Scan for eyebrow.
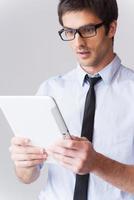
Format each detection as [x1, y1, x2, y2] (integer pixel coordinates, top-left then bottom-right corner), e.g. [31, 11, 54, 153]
[63, 23, 97, 30]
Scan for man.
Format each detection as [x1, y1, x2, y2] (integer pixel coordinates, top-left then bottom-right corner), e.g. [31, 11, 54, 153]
[9, 0, 134, 199]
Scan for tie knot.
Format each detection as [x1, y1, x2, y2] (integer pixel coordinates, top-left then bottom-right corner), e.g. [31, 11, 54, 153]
[85, 75, 102, 87]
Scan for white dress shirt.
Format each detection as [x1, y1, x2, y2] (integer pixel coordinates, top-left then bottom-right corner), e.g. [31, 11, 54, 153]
[37, 55, 134, 200]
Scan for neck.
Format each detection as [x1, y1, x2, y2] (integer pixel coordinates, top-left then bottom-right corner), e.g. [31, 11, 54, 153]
[81, 52, 116, 75]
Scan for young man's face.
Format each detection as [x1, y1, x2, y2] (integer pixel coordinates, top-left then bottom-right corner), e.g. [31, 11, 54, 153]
[61, 10, 117, 73]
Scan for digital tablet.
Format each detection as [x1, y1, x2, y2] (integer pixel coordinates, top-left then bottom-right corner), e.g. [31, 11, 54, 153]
[0, 96, 70, 148]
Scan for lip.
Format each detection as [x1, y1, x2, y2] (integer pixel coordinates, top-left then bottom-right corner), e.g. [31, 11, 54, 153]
[77, 51, 91, 59]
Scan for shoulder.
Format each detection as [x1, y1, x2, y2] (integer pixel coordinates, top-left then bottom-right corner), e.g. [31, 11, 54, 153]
[36, 68, 76, 96]
[116, 65, 134, 94]
[119, 65, 134, 81]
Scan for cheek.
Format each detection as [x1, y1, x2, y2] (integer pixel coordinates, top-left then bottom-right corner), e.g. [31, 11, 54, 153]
[92, 36, 110, 53]
[89, 29, 108, 51]
[68, 41, 75, 52]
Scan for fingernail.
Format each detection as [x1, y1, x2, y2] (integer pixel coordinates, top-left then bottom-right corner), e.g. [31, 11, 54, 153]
[24, 139, 30, 143]
[43, 148, 47, 153]
[40, 148, 45, 154]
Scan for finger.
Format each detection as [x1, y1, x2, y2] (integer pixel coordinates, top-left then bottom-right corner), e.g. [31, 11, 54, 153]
[60, 162, 84, 175]
[11, 137, 31, 146]
[63, 135, 88, 141]
[9, 145, 46, 155]
[11, 153, 47, 161]
[14, 159, 45, 168]
[63, 138, 90, 150]
[69, 135, 82, 140]
[47, 146, 78, 158]
[51, 139, 87, 150]
[81, 136, 88, 140]
[50, 152, 75, 166]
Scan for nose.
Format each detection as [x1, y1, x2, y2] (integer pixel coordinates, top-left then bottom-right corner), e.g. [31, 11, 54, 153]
[73, 32, 86, 48]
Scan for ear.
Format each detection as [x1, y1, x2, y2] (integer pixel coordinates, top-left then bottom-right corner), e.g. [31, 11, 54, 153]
[108, 20, 117, 38]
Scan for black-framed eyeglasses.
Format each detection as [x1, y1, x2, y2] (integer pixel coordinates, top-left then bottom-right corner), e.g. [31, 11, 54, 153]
[58, 22, 104, 41]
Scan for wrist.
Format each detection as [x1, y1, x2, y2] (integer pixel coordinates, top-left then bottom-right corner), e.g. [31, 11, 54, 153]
[15, 165, 40, 184]
[90, 151, 102, 173]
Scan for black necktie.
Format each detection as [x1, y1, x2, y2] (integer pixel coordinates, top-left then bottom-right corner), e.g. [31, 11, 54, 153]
[73, 75, 102, 200]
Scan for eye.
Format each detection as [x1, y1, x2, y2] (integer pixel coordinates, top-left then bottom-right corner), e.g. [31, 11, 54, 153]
[64, 29, 75, 36]
[81, 26, 95, 34]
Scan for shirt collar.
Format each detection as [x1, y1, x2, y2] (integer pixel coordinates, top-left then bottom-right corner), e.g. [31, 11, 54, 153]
[99, 55, 121, 84]
[76, 55, 121, 86]
[76, 63, 87, 86]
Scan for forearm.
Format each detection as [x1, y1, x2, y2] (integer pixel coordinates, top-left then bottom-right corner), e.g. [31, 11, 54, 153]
[15, 165, 40, 184]
[93, 152, 134, 193]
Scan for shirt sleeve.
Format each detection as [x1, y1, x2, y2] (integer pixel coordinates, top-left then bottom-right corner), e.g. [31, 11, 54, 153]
[38, 163, 44, 170]
[35, 81, 49, 96]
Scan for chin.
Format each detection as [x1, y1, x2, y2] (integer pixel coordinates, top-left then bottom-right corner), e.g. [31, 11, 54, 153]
[79, 61, 94, 68]
[77, 56, 93, 66]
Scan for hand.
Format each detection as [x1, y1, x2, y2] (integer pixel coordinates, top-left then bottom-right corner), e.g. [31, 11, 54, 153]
[47, 136, 97, 175]
[9, 137, 48, 168]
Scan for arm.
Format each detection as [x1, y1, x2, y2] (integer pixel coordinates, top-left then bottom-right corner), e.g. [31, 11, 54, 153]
[93, 152, 134, 193]
[10, 137, 47, 184]
[15, 165, 40, 184]
[47, 136, 134, 194]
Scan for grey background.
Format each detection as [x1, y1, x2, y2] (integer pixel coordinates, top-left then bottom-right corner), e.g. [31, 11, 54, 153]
[0, 0, 134, 199]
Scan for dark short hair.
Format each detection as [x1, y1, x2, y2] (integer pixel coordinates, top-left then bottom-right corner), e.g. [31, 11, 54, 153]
[58, 0, 118, 34]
